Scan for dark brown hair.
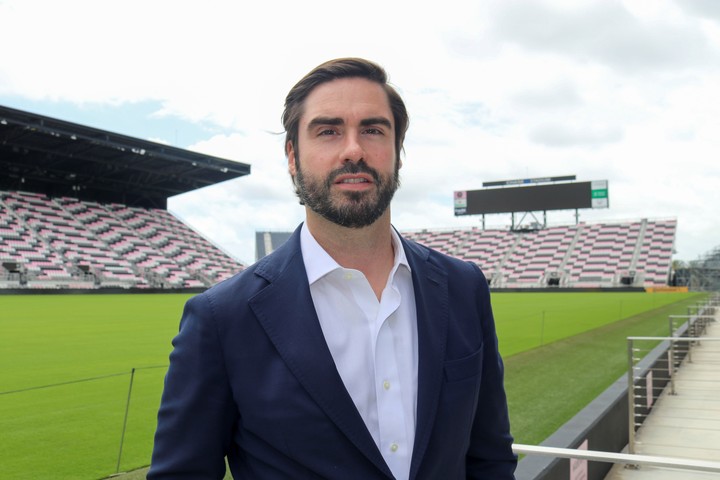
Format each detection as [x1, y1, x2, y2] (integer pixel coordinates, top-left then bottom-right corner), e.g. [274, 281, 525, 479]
[282, 58, 409, 159]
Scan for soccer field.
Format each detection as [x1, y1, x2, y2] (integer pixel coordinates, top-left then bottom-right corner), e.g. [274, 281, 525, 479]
[490, 291, 689, 356]
[1, 294, 190, 480]
[0, 291, 702, 479]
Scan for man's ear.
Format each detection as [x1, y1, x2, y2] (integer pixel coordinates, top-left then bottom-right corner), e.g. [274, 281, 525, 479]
[287, 141, 297, 177]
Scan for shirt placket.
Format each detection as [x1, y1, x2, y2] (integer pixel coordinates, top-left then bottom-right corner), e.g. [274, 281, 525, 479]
[373, 284, 410, 480]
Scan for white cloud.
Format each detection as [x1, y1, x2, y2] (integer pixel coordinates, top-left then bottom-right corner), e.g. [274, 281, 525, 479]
[486, 0, 718, 73]
[529, 124, 624, 147]
[1, 0, 719, 263]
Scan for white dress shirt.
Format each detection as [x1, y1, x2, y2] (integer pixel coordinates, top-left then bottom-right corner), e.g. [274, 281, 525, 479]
[300, 223, 418, 480]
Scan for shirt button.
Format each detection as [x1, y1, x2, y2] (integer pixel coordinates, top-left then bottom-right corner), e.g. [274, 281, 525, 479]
[344, 272, 353, 280]
[383, 380, 391, 390]
[390, 443, 399, 453]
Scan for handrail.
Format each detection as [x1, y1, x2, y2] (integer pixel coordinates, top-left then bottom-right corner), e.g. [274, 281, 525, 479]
[626, 335, 720, 453]
[626, 336, 720, 341]
[512, 444, 720, 473]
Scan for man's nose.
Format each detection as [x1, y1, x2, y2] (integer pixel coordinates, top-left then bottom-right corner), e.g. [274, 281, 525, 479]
[341, 133, 364, 163]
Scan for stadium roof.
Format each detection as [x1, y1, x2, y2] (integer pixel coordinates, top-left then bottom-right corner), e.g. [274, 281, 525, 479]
[0, 105, 251, 208]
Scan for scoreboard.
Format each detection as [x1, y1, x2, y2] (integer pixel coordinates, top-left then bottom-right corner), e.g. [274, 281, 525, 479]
[454, 179, 608, 216]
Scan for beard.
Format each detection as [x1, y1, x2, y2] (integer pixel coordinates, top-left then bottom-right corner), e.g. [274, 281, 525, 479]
[295, 158, 400, 229]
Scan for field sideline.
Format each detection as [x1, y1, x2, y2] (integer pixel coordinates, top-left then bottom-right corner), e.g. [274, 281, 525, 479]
[0, 291, 703, 479]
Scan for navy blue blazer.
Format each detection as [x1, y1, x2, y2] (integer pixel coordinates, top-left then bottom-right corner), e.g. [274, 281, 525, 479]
[149, 226, 516, 479]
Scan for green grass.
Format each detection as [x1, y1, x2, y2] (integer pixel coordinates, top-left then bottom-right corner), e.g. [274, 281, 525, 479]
[503, 293, 704, 446]
[0, 291, 703, 479]
[490, 291, 690, 357]
[1, 294, 191, 480]
[1, 294, 192, 392]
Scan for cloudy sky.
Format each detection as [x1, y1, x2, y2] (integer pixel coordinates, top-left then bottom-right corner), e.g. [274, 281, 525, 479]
[1, 0, 719, 265]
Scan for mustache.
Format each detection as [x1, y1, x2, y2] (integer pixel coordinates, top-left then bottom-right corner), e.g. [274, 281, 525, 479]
[325, 160, 381, 187]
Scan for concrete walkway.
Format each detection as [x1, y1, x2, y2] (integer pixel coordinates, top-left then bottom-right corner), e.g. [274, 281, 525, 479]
[605, 317, 720, 479]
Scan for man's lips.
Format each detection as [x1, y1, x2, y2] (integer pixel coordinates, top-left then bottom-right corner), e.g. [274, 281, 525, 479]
[333, 174, 374, 185]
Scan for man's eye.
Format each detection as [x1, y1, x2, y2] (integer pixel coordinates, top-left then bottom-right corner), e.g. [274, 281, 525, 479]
[364, 128, 383, 135]
[319, 129, 337, 136]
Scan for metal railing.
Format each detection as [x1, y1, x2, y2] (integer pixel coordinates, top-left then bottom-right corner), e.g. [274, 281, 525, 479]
[625, 294, 719, 455]
[512, 444, 720, 474]
[627, 336, 720, 454]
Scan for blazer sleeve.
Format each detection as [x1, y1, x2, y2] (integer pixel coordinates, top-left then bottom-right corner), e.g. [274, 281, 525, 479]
[465, 263, 518, 479]
[148, 293, 237, 480]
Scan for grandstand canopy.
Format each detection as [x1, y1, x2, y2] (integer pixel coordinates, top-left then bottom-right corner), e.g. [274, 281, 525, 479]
[0, 105, 251, 208]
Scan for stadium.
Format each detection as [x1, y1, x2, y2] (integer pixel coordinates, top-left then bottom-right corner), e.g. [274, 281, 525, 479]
[1, 105, 718, 479]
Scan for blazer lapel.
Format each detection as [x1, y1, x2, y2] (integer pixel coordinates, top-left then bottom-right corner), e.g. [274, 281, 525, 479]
[403, 240, 449, 479]
[248, 230, 393, 478]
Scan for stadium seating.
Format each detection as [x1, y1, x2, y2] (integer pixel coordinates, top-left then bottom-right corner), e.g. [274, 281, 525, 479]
[0, 190, 244, 289]
[1, 188, 677, 290]
[403, 219, 677, 288]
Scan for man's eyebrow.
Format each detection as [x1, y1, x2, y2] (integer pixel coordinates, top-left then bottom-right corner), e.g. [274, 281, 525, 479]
[306, 116, 392, 130]
[307, 117, 344, 129]
[360, 117, 392, 129]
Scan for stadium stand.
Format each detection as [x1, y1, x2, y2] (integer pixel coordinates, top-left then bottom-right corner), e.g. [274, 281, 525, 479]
[0, 105, 678, 291]
[403, 218, 677, 288]
[0, 104, 250, 291]
[256, 218, 677, 289]
[255, 231, 294, 262]
[0, 190, 243, 289]
[675, 243, 720, 291]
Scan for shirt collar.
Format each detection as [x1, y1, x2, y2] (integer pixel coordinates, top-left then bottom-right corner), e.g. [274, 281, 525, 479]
[300, 223, 411, 286]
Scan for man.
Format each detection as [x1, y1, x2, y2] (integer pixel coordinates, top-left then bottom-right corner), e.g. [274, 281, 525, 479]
[149, 58, 516, 479]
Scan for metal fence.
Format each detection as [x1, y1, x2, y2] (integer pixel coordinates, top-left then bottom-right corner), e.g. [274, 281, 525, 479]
[0, 365, 167, 479]
[626, 295, 719, 455]
[625, 335, 720, 456]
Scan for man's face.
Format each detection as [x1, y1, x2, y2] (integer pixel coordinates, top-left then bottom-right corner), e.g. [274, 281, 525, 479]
[287, 77, 400, 228]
